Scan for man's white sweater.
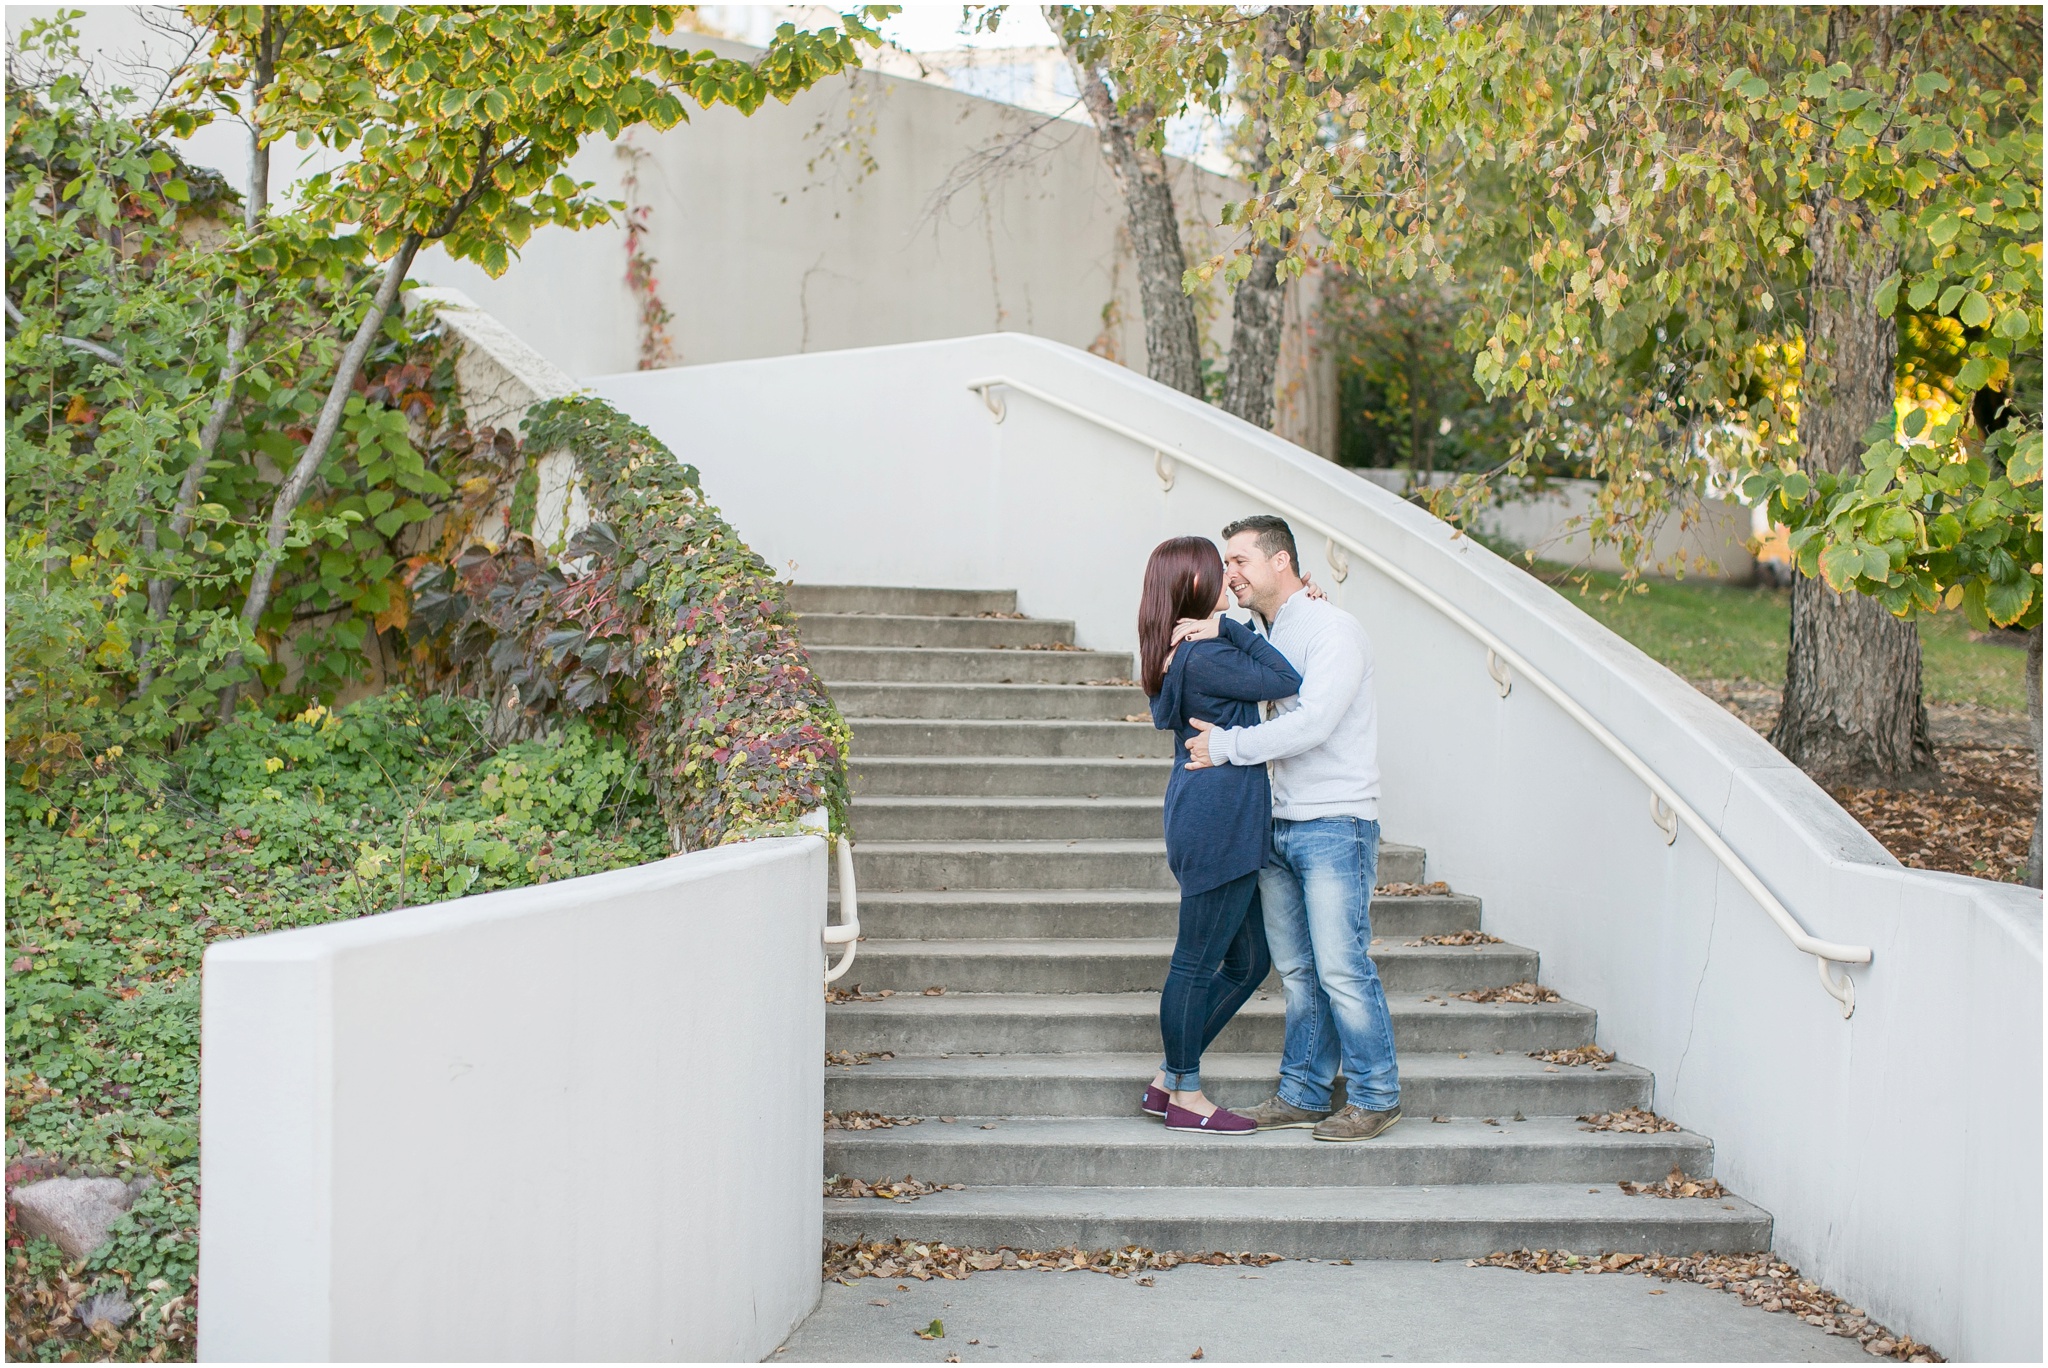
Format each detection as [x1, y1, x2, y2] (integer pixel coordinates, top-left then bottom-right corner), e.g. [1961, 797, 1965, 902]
[1207, 589, 1381, 822]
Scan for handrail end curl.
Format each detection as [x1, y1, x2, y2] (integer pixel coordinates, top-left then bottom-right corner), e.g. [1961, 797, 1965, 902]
[824, 836, 860, 985]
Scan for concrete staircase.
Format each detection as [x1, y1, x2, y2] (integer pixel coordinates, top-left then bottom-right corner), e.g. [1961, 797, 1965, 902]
[797, 585, 1772, 1259]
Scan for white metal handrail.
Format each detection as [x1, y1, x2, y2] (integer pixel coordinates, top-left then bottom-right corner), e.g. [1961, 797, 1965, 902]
[823, 836, 860, 984]
[966, 374, 1873, 1017]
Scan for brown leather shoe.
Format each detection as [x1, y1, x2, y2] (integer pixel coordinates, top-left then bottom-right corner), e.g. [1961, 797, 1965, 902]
[1313, 1103, 1402, 1141]
[1238, 1095, 1332, 1130]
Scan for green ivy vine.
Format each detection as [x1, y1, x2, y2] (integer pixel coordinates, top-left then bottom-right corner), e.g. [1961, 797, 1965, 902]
[409, 396, 851, 850]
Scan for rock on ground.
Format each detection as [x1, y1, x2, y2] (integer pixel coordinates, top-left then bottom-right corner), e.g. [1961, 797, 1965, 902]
[8, 1177, 138, 1262]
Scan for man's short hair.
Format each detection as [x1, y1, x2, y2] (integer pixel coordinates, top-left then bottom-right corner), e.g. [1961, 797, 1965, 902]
[1221, 514, 1300, 576]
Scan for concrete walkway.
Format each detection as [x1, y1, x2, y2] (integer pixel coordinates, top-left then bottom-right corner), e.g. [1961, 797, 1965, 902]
[777, 1259, 1871, 1362]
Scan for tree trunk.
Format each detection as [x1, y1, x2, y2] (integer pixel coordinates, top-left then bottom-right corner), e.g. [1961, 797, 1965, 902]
[2027, 624, 2042, 887]
[146, 8, 279, 689]
[1769, 191, 1936, 784]
[1222, 244, 1285, 426]
[218, 234, 422, 717]
[1220, 6, 1311, 430]
[1055, 15, 1204, 399]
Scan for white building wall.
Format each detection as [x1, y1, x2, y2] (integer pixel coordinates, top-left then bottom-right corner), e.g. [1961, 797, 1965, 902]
[198, 837, 829, 1361]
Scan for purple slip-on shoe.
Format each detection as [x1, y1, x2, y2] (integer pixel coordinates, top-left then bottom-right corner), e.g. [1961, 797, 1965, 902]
[1163, 1101, 1256, 1134]
[1141, 1085, 1170, 1118]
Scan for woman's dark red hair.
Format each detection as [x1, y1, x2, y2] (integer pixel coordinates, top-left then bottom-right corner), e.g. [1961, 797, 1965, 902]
[1138, 536, 1224, 696]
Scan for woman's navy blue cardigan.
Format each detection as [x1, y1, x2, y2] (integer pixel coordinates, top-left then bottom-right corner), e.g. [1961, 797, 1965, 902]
[1149, 615, 1304, 896]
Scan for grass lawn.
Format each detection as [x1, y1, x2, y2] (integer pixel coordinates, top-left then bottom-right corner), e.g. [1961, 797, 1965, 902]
[1535, 565, 2030, 711]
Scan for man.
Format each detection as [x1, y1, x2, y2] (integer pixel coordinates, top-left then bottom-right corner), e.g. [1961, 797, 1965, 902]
[1183, 514, 1401, 1141]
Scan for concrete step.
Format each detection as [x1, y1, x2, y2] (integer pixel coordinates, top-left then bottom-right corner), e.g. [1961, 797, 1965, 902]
[799, 612, 1078, 650]
[852, 797, 1163, 843]
[786, 585, 1018, 617]
[851, 757, 1170, 799]
[848, 938, 1538, 995]
[822, 1182, 1771, 1261]
[825, 1052, 1650, 1119]
[830, 681, 1150, 722]
[809, 645, 1133, 686]
[839, 890, 1480, 941]
[826, 991, 1598, 1056]
[826, 1115, 1712, 1189]
[851, 840, 1424, 893]
[849, 718, 1172, 759]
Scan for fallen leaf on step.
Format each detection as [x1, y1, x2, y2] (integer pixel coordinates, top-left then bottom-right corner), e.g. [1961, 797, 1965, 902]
[825, 1174, 965, 1202]
[1455, 982, 1560, 1004]
[1618, 1165, 1727, 1199]
[1190, 1349, 1204, 1360]
[979, 1123, 997, 1130]
[1431, 1115, 1450, 1123]
[1530, 1045, 1616, 1067]
[823, 1240, 1281, 1284]
[869, 1299, 889, 1306]
[1136, 1275, 1155, 1287]
[924, 986, 946, 996]
[1407, 930, 1503, 946]
[914, 1318, 945, 1340]
[826, 1110, 922, 1130]
[826, 984, 896, 1003]
[826, 1050, 895, 1067]
[1375, 881, 1451, 896]
[1578, 1107, 1677, 1134]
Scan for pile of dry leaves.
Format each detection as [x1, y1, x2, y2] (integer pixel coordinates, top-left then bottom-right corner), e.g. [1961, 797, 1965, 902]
[1407, 930, 1502, 946]
[824, 1175, 961, 1202]
[1693, 679, 2036, 884]
[1531, 1045, 1615, 1068]
[1468, 1249, 1942, 1361]
[1375, 881, 1451, 896]
[1830, 746, 2039, 883]
[1578, 1107, 1677, 1133]
[824, 1110, 922, 1131]
[823, 1240, 1283, 1284]
[825, 1050, 894, 1067]
[4, 1250, 191, 1363]
[1456, 982, 1560, 1004]
[1618, 1165, 1727, 1199]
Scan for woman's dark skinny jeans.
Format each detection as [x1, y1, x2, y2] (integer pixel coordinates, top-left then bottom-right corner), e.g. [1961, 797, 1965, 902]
[1158, 869, 1271, 1093]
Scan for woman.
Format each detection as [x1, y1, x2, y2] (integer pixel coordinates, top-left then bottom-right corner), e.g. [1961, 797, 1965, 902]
[1137, 536, 1303, 1134]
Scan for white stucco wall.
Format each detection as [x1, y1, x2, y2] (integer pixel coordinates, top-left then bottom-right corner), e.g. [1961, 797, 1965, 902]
[198, 836, 828, 1361]
[591, 334, 2042, 1362]
[1355, 470, 1759, 581]
[405, 35, 1339, 457]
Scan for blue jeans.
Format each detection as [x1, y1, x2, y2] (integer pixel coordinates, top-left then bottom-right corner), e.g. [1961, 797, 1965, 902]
[1260, 816, 1401, 1113]
[1157, 870, 1271, 1093]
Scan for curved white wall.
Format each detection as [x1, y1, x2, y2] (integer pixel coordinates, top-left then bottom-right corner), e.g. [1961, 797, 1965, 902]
[593, 334, 2042, 1362]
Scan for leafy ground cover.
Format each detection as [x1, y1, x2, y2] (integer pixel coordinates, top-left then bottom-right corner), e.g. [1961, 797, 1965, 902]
[1539, 565, 2028, 710]
[4, 693, 667, 1360]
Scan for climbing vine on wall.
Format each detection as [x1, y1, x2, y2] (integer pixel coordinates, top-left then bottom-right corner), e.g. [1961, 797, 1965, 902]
[617, 142, 679, 371]
[408, 396, 851, 850]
